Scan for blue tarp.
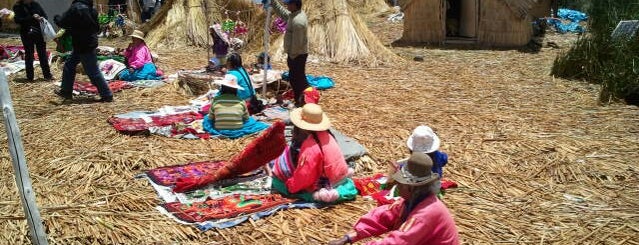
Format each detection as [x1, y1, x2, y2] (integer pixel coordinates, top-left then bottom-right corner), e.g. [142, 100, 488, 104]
[558, 8, 588, 23]
[202, 117, 269, 139]
[282, 72, 335, 90]
[548, 9, 588, 34]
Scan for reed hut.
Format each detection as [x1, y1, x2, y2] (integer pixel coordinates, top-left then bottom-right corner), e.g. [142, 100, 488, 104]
[400, 0, 544, 47]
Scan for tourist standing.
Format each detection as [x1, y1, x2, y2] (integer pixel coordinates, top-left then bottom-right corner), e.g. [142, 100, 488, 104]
[272, 0, 309, 107]
[12, 0, 52, 81]
[54, 0, 113, 102]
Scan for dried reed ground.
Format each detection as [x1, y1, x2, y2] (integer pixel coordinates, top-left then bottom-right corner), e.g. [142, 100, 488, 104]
[1, 20, 639, 244]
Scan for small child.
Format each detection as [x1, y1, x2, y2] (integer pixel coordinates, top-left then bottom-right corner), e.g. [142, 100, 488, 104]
[251, 52, 272, 73]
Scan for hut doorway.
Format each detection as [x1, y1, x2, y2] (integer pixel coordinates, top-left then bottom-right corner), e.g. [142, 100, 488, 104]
[445, 0, 479, 41]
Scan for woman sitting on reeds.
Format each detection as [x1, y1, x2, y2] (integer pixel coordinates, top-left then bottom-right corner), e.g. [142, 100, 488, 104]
[222, 53, 256, 101]
[329, 152, 459, 245]
[208, 75, 249, 130]
[118, 30, 163, 81]
[271, 104, 357, 204]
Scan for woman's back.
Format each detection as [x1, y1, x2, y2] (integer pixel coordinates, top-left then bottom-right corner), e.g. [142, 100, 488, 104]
[210, 93, 248, 130]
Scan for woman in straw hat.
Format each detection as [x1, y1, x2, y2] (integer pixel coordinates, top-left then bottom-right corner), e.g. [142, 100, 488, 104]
[329, 152, 460, 245]
[271, 104, 357, 204]
[118, 30, 163, 81]
[208, 74, 249, 130]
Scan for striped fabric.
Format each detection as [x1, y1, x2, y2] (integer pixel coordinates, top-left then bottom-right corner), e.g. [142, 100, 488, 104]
[209, 94, 248, 130]
[272, 146, 294, 181]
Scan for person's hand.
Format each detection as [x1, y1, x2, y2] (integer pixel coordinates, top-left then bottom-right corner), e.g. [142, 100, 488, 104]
[33, 14, 43, 21]
[327, 237, 347, 245]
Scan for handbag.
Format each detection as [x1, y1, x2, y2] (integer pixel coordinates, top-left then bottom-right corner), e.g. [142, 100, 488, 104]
[40, 19, 56, 42]
[238, 67, 264, 114]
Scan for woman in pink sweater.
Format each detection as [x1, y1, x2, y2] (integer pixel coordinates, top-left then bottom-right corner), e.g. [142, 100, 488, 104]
[329, 152, 460, 245]
[118, 30, 163, 81]
[271, 104, 357, 203]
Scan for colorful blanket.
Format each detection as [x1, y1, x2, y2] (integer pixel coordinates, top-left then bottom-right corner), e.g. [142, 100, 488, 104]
[146, 160, 265, 187]
[141, 161, 320, 230]
[162, 193, 295, 223]
[72, 80, 132, 95]
[108, 111, 204, 135]
[202, 117, 270, 139]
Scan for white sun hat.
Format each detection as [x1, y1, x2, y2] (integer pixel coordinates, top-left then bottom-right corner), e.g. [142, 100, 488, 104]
[406, 125, 441, 153]
[213, 74, 244, 90]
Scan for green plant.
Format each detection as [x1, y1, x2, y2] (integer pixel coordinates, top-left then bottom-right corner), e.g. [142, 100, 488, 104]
[552, 0, 639, 105]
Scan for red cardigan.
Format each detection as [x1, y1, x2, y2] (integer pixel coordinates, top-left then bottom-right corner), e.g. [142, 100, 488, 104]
[276, 131, 350, 194]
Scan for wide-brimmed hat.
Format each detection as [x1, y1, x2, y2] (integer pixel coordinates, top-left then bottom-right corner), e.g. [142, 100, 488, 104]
[214, 74, 244, 90]
[129, 30, 146, 42]
[392, 152, 439, 186]
[290, 104, 331, 131]
[406, 125, 441, 153]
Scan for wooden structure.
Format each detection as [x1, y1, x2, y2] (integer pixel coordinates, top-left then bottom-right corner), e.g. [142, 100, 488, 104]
[400, 0, 546, 47]
[1, 71, 48, 245]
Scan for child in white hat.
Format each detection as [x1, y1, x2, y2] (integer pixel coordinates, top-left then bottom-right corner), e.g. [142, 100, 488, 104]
[404, 125, 448, 178]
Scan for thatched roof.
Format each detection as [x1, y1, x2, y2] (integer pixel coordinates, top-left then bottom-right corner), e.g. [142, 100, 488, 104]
[502, 0, 540, 20]
[401, 0, 539, 20]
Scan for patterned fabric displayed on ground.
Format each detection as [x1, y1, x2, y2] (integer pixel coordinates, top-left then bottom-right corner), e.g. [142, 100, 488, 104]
[353, 173, 388, 196]
[73, 80, 132, 95]
[146, 160, 265, 187]
[140, 170, 270, 204]
[108, 111, 203, 135]
[99, 59, 127, 80]
[202, 116, 269, 139]
[162, 193, 295, 223]
[174, 121, 286, 193]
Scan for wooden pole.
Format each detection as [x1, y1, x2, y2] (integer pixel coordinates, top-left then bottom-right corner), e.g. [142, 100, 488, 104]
[262, 0, 272, 96]
[0, 71, 48, 245]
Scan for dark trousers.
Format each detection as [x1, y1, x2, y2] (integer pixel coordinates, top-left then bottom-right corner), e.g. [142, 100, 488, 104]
[287, 54, 310, 106]
[60, 51, 113, 98]
[19, 32, 51, 80]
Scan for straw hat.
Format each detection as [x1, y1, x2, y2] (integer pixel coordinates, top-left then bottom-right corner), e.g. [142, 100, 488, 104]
[129, 30, 146, 42]
[392, 152, 439, 186]
[214, 74, 244, 90]
[290, 104, 331, 131]
[406, 125, 441, 153]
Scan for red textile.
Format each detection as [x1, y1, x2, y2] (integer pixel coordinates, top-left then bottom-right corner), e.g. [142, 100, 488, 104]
[173, 121, 286, 193]
[163, 193, 294, 223]
[73, 80, 132, 94]
[146, 161, 228, 186]
[441, 179, 458, 190]
[108, 112, 204, 135]
[304, 87, 320, 104]
[353, 173, 386, 196]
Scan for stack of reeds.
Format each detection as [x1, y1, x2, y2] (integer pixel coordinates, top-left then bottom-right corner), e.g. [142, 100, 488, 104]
[142, 0, 400, 66]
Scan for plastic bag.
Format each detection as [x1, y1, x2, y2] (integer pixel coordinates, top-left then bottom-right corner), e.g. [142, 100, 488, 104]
[40, 19, 56, 42]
